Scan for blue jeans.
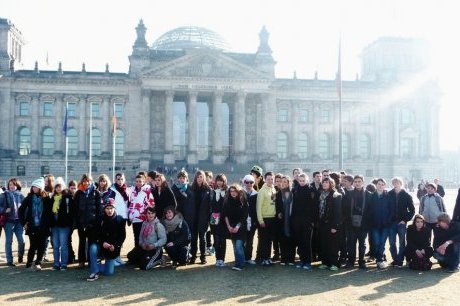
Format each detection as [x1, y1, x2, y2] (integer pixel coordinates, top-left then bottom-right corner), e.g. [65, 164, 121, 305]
[389, 222, 407, 264]
[433, 242, 460, 270]
[89, 243, 115, 276]
[51, 227, 70, 268]
[232, 239, 245, 269]
[4, 220, 25, 264]
[371, 227, 390, 262]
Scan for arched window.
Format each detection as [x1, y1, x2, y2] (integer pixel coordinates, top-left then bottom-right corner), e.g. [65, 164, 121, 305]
[91, 128, 102, 157]
[297, 133, 309, 159]
[18, 127, 31, 155]
[359, 134, 371, 159]
[318, 133, 330, 159]
[67, 128, 78, 156]
[400, 108, 415, 125]
[42, 127, 54, 155]
[400, 137, 415, 158]
[277, 132, 288, 159]
[115, 129, 125, 157]
[342, 133, 351, 159]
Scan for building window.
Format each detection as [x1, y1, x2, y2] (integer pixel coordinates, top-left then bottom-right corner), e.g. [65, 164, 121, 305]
[67, 103, 77, 117]
[277, 132, 288, 159]
[114, 103, 123, 118]
[365, 169, 373, 177]
[360, 134, 371, 159]
[18, 127, 31, 155]
[360, 111, 371, 124]
[400, 108, 415, 125]
[343, 110, 351, 123]
[42, 127, 54, 155]
[400, 137, 415, 158]
[41, 166, 50, 176]
[43, 102, 54, 117]
[67, 128, 78, 156]
[91, 128, 102, 156]
[278, 108, 288, 122]
[297, 133, 309, 159]
[19, 102, 29, 116]
[318, 133, 330, 159]
[91, 102, 100, 118]
[17, 165, 26, 176]
[342, 133, 351, 159]
[298, 109, 309, 123]
[115, 129, 125, 157]
[320, 109, 330, 123]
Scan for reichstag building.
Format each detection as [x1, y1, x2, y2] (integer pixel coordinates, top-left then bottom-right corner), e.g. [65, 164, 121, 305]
[0, 17, 441, 181]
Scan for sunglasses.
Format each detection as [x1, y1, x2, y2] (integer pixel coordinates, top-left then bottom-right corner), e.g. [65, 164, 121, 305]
[244, 181, 254, 184]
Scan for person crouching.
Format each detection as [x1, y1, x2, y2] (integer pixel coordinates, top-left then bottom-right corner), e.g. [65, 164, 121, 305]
[127, 206, 167, 270]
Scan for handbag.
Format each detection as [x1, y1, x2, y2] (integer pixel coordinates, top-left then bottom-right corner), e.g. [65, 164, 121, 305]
[0, 214, 6, 227]
[210, 212, 220, 226]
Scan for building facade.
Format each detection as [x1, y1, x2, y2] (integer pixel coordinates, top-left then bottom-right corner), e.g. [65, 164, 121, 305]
[0, 18, 442, 182]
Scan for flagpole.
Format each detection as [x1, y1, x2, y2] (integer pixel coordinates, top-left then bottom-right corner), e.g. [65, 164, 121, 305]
[112, 103, 116, 182]
[338, 34, 343, 171]
[89, 102, 93, 177]
[64, 102, 69, 183]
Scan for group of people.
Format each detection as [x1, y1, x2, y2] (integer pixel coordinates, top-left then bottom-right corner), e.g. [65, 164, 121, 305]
[1, 166, 460, 282]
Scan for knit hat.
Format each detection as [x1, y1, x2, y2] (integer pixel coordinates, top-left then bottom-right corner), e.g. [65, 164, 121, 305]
[31, 177, 45, 190]
[104, 198, 116, 208]
[250, 165, 263, 177]
[426, 182, 437, 190]
[242, 174, 255, 184]
[55, 177, 66, 189]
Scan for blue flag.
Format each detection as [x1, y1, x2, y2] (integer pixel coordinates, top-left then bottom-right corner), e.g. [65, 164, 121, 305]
[63, 106, 68, 137]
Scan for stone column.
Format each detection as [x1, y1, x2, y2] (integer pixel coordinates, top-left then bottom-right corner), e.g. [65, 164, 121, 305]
[78, 96, 87, 156]
[393, 107, 400, 157]
[211, 91, 225, 164]
[259, 93, 276, 160]
[187, 91, 198, 164]
[164, 90, 175, 164]
[311, 103, 320, 160]
[101, 96, 111, 156]
[31, 95, 40, 155]
[290, 100, 298, 158]
[233, 91, 247, 164]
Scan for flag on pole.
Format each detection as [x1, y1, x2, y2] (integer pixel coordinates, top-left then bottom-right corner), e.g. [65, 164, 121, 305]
[112, 114, 117, 137]
[63, 105, 68, 136]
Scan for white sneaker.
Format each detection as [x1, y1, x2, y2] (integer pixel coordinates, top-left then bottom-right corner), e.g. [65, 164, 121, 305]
[377, 261, 387, 269]
[35, 264, 42, 271]
[246, 260, 256, 265]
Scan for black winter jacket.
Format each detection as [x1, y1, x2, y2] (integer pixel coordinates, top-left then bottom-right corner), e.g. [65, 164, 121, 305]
[191, 186, 213, 233]
[152, 186, 177, 219]
[388, 189, 415, 223]
[172, 184, 196, 231]
[291, 184, 317, 226]
[50, 193, 75, 228]
[74, 185, 103, 241]
[319, 191, 342, 230]
[19, 193, 53, 236]
[344, 189, 373, 230]
[222, 196, 248, 240]
[98, 213, 126, 259]
[164, 215, 191, 248]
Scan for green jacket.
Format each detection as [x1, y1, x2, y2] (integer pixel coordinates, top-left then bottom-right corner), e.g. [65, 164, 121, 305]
[256, 184, 277, 223]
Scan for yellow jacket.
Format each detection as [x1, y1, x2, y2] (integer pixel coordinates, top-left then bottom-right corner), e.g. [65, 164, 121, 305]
[256, 184, 277, 223]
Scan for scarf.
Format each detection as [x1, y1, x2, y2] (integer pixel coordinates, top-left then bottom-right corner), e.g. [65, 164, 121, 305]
[52, 193, 62, 214]
[114, 183, 129, 201]
[163, 213, 182, 233]
[281, 189, 293, 236]
[32, 194, 43, 227]
[175, 183, 188, 193]
[142, 219, 156, 240]
[215, 188, 226, 202]
[319, 191, 329, 219]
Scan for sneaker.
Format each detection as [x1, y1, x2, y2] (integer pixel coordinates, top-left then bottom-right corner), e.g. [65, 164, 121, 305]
[42, 257, 49, 263]
[267, 259, 273, 265]
[261, 260, 270, 266]
[246, 260, 256, 265]
[330, 265, 339, 271]
[35, 264, 42, 271]
[114, 257, 125, 267]
[7, 262, 16, 267]
[296, 262, 304, 268]
[345, 262, 354, 269]
[200, 257, 207, 264]
[377, 261, 387, 269]
[86, 273, 99, 281]
[359, 261, 367, 269]
[52, 266, 60, 271]
[288, 262, 295, 266]
[303, 264, 312, 271]
[146, 258, 161, 270]
[188, 257, 196, 264]
[318, 264, 328, 270]
[25, 263, 32, 269]
[232, 266, 243, 271]
[280, 262, 286, 266]
[61, 266, 67, 271]
[215, 260, 225, 267]
[447, 268, 459, 273]
[78, 262, 85, 268]
[18, 257, 23, 264]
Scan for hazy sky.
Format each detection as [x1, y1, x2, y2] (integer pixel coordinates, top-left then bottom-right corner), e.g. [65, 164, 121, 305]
[2, 0, 459, 150]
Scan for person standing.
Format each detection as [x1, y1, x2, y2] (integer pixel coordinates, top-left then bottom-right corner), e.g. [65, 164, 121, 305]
[388, 177, 415, 267]
[310, 171, 322, 262]
[250, 165, 264, 192]
[128, 174, 154, 248]
[419, 182, 446, 234]
[152, 173, 177, 226]
[210, 174, 228, 267]
[434, 179, 445, 198]
[276, 175, 295, 266]
[19, 177, 52, 270]
[256, 172, 278, 266]
[4, 178, 25, 266]
[242, 174, 258, 265]
[317, 177, 342, 271]
[222, 184, 248, 271]
[110, 173, 129, 266]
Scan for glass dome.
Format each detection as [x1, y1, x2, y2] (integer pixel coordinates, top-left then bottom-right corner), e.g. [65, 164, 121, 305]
[152, 26, 230, 51]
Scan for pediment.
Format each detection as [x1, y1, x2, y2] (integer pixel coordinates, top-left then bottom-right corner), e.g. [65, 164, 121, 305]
[141, 50, 270, 80]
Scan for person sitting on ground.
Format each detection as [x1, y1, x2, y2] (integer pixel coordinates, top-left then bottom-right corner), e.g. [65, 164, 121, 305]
[405, 214, 433, 271]
[162, 206, 191, 267]
[127, 206, 167, 270]
[87, 198, 126, 281]
[433, 213, 460, 273]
